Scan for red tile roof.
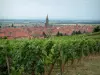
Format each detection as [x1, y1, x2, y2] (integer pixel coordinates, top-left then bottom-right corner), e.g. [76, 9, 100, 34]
[0, 25, 94, 39]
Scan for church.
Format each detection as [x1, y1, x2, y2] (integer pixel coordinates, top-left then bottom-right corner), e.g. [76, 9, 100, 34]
[45, 14, 49, 27]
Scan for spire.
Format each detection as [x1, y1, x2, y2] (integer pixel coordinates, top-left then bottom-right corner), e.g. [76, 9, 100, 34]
[46, 14, 48, 19]
[45, 14, 49, 27]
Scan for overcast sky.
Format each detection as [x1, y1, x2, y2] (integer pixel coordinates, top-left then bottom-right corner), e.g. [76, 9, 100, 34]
[0, 0, 100, 20]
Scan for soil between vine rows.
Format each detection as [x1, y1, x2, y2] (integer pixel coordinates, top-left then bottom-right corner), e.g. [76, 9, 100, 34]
[51, 56, 100, 75]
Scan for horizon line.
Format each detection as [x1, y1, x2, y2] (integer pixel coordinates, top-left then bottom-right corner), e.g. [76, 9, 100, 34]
[0, 18, 100, 21]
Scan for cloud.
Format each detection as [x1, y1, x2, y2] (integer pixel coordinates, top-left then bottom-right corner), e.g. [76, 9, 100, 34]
[0, 0, 100, 20]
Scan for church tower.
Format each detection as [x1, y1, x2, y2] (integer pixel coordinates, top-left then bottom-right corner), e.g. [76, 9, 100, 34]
[45, 14, 49, 27]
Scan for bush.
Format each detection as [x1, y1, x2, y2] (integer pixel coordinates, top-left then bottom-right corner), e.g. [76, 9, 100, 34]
[72, 30, 82, 35]
[3, 36, 7, 39]
[56, 31, 63, 36]
[93, 26, 100, 32]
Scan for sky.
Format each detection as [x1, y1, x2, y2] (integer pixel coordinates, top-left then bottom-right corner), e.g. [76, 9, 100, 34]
[0, 0, 100, 20]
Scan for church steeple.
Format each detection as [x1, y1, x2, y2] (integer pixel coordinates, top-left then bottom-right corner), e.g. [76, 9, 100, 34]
[46, 14, 48, 20]
[45, 14, 49, 27]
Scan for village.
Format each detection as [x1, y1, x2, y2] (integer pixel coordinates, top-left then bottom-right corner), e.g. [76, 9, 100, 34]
[0, 15, 94, 39]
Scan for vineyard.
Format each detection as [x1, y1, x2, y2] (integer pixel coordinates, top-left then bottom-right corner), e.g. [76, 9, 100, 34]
[0, 32, 100, 75]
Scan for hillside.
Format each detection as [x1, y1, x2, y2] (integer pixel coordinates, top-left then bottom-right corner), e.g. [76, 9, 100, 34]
[0, 32, 100, 75]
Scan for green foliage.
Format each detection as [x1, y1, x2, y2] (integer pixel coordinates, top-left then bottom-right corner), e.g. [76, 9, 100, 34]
[56, 31, 63, 36]
[93, 26, 100, 32]
[11, 24, 14, 27]
[0, 33, 100, 75]
[72, 30, 82, 35]
[10, 66, 24, 75]
[3, 36, 7, 39]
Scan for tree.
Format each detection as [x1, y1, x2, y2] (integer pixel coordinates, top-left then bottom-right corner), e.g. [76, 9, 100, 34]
[83, 31, 86, 33]
[42, 32, 47, 38]
[76, 31, 81, 34]
[93, 26, 100, 32]
[72, 31, 76, 35]
[11, 24, 14, 27]
[72, 30, 81, 35]
[56, 31, 60, 36]
[3, 36, 7, 39]
[56, 31, 63, 36]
